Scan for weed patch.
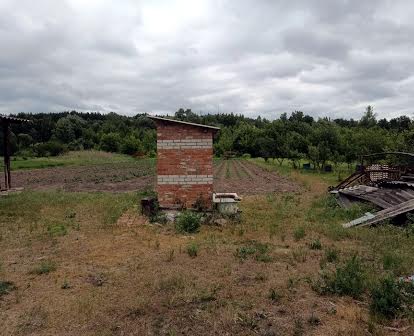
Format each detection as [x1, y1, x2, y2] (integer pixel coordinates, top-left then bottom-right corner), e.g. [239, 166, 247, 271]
[0, 280, 16, 296]
[382, 251, 405, 276]
[30, 260, 56, 275]
[186, 242, 199, 258]
[269, 288, 282, 302]
[309, 238, 322, 250]
[293, 227, 306, 241]
[175, 211, 201, 234]
[313, 255, 365, 298]
[324, 247, 339, 263]
[235, 240, 272, 262]
[370, 276, 414, 319]
[47, 223, 67, 237]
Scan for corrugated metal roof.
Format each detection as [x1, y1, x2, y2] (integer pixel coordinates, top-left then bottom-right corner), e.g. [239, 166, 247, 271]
[148, 116, 220, 131]
[0, 115, 31, 123]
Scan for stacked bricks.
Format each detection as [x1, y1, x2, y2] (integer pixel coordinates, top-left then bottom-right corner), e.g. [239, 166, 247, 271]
[152, 118, 217, 209]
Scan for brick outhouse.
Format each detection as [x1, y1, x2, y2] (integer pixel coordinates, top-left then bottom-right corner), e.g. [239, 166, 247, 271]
[149, 116, 219, 210]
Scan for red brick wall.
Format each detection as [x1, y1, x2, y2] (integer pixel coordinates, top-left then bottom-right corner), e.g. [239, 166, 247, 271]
[154, 120, 215, 209]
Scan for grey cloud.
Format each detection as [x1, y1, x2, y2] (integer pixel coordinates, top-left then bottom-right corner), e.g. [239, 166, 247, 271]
[282, 28, 349, 60]
[0, 0, 414, 119]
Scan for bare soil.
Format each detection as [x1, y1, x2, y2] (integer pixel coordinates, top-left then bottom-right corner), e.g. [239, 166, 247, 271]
[10, 162, 155, 192]
[11, 159, 299, 195]
[214, 160, 300, 195]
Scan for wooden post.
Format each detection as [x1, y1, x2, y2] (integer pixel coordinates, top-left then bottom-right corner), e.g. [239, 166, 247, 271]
[3, 122, 10, 189]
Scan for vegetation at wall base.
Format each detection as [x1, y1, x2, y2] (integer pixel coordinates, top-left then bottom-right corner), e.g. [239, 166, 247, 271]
[175, 211, 201, 234]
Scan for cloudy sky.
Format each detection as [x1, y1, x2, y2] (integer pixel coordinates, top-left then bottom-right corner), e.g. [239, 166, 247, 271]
[1, 0, 414, 120]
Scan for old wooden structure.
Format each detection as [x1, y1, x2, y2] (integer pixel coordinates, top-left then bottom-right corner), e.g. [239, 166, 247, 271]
[0, 115, 30, 190]
[149, 116, 219, 210]
[330, 152, 414, 227]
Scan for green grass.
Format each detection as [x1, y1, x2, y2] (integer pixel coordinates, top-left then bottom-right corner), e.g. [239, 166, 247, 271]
[30, 260, 57, 275]
[0, 191, 137, 246]
[250, 157, 355, 185]
[5, 150, 141, 170]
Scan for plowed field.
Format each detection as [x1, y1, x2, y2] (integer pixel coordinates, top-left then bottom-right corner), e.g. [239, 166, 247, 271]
[10, 159, 299, 195]
[214, 159, 300, 195]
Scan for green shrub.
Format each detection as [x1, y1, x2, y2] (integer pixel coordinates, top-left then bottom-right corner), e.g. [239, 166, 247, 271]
[30, 260, 57, 275]
[100, 133, 122, 152]
[293, 227, 306, 241]
[310, 238, 322, 250]
[186, 242, 199, 258]
[313, 256, 365, 299]
[370, 276, 404, 318]
[175, 211, 201, 233]
[121, 136, 144, 155]
[33, 141, 68, 157]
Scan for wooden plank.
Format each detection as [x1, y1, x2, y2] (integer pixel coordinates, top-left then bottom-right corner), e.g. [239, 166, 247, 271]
[343, 198, 414, 228]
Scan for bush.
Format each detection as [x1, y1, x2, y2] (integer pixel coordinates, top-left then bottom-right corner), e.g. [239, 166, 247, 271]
[175, 211, 201, 233]
[370, 276, 404, 318]
[100, 133, 122, 152]
[33, 141, 68, 157]
[313, 255, 365, 299]
[121, 136, 144, 155]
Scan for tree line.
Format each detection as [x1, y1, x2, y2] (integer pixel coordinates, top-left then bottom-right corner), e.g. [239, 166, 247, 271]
[1, 106, 414, 169]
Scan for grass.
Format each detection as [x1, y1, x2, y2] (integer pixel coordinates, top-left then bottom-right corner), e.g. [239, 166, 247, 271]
[250, 157, 355, 186]
[235, 240, 272, 262]
[30, 260, 57, 275]
[0, 191, 136, 246]
[313, 255, 366, 299]
[1, 154, 414, 334]
[5, 150, 142, 170]
[0, 280, 16, 296]
[186, 242, 199, 257]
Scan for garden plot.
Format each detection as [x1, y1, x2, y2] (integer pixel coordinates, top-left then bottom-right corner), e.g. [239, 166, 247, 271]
[11, 158, 299, 195]
[10, 160, 155, 192]
[214, 159, 300, 195]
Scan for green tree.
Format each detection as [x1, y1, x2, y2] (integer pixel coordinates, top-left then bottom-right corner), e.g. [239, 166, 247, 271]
[100, 133, 122, 152]
[53, 115, 86, 143]
[360, 105, 377, 128]
[121, 135, 143, 155]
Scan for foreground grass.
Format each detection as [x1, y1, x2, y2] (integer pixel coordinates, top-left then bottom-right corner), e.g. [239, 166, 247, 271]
[0, 191, 136, 246]
[0, 164, 413, 335]
[5, 150, 140, 170]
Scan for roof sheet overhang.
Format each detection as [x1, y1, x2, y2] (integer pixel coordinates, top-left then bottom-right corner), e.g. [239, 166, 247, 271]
[0, 115, 31, 124]
[148, 116, 220, 132]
